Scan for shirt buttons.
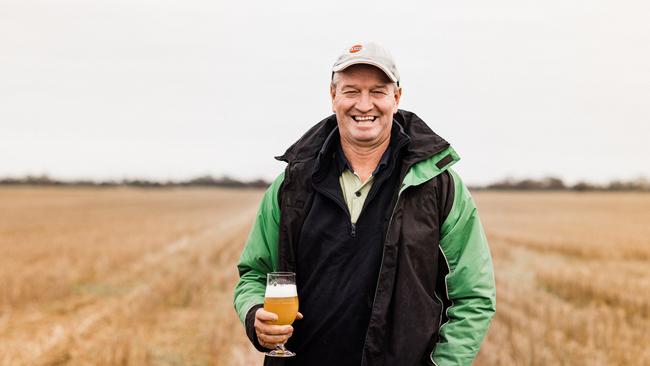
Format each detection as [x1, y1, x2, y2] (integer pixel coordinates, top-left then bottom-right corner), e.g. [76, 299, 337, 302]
[355, 191, 361, 197]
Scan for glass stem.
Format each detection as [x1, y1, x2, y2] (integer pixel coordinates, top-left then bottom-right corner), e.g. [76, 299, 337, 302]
[276, 343, 287, 354]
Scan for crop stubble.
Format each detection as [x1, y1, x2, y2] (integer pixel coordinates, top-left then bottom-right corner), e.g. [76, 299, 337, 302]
[474, 192, 650, 366]
[1, 188, 649, 365]
[0, 187, 264, 366]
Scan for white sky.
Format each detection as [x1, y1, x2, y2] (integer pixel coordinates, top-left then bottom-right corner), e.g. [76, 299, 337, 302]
[1, 0, 649, 185]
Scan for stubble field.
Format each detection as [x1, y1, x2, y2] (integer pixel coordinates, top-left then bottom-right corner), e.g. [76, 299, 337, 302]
[1, 187, 648, 365]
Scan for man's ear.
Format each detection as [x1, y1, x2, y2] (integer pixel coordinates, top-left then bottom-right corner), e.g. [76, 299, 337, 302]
[393, 87, 402, 114]
[330, 84, 336, 112]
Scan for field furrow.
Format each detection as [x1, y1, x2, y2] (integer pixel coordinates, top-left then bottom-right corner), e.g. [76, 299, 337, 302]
[0, 187, 264, 366]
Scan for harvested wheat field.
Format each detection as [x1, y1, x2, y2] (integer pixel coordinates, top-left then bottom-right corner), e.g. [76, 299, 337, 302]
[1, 188, 649, 365]
[474, 191, 650, 366]
[0, 187, 265, 366]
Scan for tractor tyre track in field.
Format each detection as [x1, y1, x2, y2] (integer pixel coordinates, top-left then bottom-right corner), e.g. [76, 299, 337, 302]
[25, 206, 259, 366]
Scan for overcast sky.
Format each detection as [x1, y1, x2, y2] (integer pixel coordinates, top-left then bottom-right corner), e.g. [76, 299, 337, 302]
[1, 0, 649, 185]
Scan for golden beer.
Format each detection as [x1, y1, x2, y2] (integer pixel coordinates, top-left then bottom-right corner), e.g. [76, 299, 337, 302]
[264, 272, 298, 357]
[264, 296, 299, 325]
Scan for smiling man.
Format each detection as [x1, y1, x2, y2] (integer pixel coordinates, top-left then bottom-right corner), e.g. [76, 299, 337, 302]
[234, 42, 496, 366]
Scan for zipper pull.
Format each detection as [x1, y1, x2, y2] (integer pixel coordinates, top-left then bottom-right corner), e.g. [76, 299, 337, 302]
[351, 223, 357, 237]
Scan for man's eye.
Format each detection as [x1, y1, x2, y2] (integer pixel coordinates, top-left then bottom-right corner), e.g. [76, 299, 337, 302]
[372, 90, 388, 95]
[343, 91, 359, 94]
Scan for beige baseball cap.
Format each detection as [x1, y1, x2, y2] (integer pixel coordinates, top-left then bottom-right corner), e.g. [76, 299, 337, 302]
[332, 42, 400, 86]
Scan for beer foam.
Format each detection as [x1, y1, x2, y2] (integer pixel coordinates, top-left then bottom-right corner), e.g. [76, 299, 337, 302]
[265, 284, 297, 298]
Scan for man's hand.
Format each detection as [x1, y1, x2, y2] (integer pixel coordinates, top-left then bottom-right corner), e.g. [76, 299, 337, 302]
[254, 308, 303, 349]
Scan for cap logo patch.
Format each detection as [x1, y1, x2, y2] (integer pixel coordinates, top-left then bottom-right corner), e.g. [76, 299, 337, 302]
[349, 45, 363, 53]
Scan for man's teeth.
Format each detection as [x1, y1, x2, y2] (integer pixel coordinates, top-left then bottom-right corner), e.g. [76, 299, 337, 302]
[353, 116, 376, 121]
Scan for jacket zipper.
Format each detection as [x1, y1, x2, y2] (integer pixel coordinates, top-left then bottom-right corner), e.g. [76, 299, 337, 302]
[360, 184, 406, 365]
[430, 246, 453, 366]
[316, 187, 357, 237]
[430, 289, 445, 366]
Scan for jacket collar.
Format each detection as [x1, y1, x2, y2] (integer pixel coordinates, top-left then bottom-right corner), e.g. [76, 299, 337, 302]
[311, 121, 409, 184]
[275, 109, 451, 167]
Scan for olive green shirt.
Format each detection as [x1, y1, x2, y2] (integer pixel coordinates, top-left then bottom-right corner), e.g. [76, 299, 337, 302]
[339, 170, 374, 224]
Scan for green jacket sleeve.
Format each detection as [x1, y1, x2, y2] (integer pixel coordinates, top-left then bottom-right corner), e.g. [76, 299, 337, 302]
[233, 172, 284, 324]
[431, 169, 496, 366]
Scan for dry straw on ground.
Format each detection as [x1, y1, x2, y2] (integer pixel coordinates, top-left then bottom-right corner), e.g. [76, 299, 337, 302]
[1, 188, 649, 365]
[474, 192, 650, 366]
[0, 187, 264, 366]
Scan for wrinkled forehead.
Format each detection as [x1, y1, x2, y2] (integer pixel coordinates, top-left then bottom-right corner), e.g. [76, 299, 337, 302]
[332, 64, 394, 86]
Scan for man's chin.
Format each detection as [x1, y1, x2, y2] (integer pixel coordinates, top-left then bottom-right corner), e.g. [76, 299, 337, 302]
[348, 134, 382, 146]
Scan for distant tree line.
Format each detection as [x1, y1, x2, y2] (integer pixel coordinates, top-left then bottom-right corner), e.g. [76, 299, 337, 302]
[474, 176, 650, 192]
[0, 174, 270, 188]
[2, 174, 649, 191]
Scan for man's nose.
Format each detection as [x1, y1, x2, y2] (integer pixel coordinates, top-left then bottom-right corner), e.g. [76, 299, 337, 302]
[355, 92, 373, 112]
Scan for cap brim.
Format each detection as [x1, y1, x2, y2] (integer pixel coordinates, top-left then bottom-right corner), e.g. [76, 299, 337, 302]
[332, 59, 398, 83]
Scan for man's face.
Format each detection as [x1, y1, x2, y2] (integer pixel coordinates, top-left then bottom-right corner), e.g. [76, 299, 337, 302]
[330, 64, 402, 148]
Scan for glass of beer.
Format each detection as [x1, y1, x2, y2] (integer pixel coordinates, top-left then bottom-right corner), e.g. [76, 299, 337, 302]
[264, 272, 299, 357]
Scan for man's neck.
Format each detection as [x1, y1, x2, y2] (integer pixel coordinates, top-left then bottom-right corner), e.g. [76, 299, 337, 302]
[340, 137, 391, 183]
